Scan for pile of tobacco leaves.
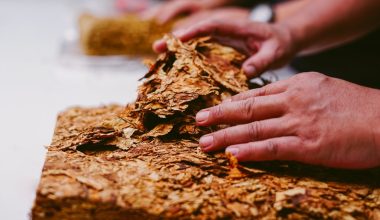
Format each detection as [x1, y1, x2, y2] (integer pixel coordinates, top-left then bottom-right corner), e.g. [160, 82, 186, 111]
[46, 35, 380, 219]
[106, 35, 259, 149]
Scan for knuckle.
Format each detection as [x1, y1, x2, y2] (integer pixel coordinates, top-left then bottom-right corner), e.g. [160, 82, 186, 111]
[247, 122, 261, 140]
[231, 90, 252, 101]
[285, 86, 301, 101]
[265, 140, 279, 159]
[273, 42, 284, 57]
[211, 105, 225, 121]
[241, 98, 255, 119]
[231, 94, 242, 102]
[277, 94, 290, 113]
[244, 143, 258, 160]
[215, 129, 230, 146]
[257, 86, 267, 96]
[284, 83, 304, 103]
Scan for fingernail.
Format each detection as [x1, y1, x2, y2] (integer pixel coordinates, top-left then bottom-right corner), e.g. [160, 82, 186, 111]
[196, 110, 209, 123]
[200, 135, 213, 148]
[226, 147, 239, 156]
[244, 65, 256, 77]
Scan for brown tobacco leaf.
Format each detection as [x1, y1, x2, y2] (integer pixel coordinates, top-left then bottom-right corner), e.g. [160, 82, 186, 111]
[194, 39, 248, 93]
[79, 13, 173, 56]
[38, 106, 380, 219]
[116, 35, 249, 143]
[142, 123, 174, 138]
[275, 188, 307, 203]
[53, 36, 252, 178]
[226, 152, 246, 179]
[37, 30, 380, 219]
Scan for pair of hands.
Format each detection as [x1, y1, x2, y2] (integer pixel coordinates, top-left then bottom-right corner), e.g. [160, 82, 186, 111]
[148, 2, 380, 169]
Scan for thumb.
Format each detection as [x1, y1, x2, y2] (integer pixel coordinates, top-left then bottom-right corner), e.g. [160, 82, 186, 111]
[242, 48, 274, 78]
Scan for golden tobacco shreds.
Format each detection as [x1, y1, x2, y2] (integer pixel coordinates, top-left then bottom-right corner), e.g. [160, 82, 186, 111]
[79, 14, 173, 56]
[32, 36, 380, 220]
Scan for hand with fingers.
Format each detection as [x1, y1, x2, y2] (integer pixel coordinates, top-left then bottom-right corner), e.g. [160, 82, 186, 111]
[140, 0, 233, 24]
[196, 72, 380, 169]
[154, 20, 297, 78]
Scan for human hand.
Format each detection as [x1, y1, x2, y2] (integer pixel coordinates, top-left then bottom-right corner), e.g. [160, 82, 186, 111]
[173, 7, 249, 30]
[115, 0, 149, 13]
[196, 72, 380, 169]
[140, 0, 231, 24]
[153, 20, 296, 78]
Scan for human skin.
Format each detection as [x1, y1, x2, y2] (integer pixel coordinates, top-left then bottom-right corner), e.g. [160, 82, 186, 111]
[155, 20, 295, 78]
[154, 0, 380, 77]
[141, 0, 308, 26]
[196, 72, 380, 169]
[140, 0, 236, 24]
[153, 0, 380, 168]
[173, 7, 249, 30]
[172, 0, 310, 30]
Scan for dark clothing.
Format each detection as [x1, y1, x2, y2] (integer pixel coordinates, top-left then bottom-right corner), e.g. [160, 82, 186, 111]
[291, 29, 380, 89]
[254, 1, 380, 88]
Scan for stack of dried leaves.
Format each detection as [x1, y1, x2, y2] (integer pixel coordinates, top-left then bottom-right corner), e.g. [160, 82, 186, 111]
[36, 105, 380, 220]
[34, 36, 380, 219]
[104, 35, 251, 150]
[79, 14, 173, 56]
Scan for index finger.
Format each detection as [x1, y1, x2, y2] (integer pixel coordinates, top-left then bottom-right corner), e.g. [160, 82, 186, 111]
[226, 79, 289, 102]
[153, 21, 221, 53]
[153, 20, 255, 53]
[196, 94, 286, 126]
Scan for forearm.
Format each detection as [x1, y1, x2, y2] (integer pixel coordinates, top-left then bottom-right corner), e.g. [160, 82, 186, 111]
[274, 0, 310, 22]
[368, 88, 380, 154]
[277, 0, 380, 55]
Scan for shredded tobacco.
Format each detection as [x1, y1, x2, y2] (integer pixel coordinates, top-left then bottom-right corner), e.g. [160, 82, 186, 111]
[79, 14, 173, 56]
[33, 36, 380, 220]
[109, 35, 249, 143]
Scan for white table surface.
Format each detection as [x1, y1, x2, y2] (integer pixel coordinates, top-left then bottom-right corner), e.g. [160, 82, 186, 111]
[0, 1, 294, 219]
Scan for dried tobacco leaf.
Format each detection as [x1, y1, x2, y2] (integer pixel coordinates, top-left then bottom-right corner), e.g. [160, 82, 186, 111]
[115, 35, 249, 145]
[52, 35, 259, 179]
[34, 35, 380, 219]
[79, 13, 173, 56]
[34, 106, 380, 220]
[226, 152, 246, 179]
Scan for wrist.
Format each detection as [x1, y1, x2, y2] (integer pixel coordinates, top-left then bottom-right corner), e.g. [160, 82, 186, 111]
[276, 21, 306, 56]
[272, 23, 300, 58]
